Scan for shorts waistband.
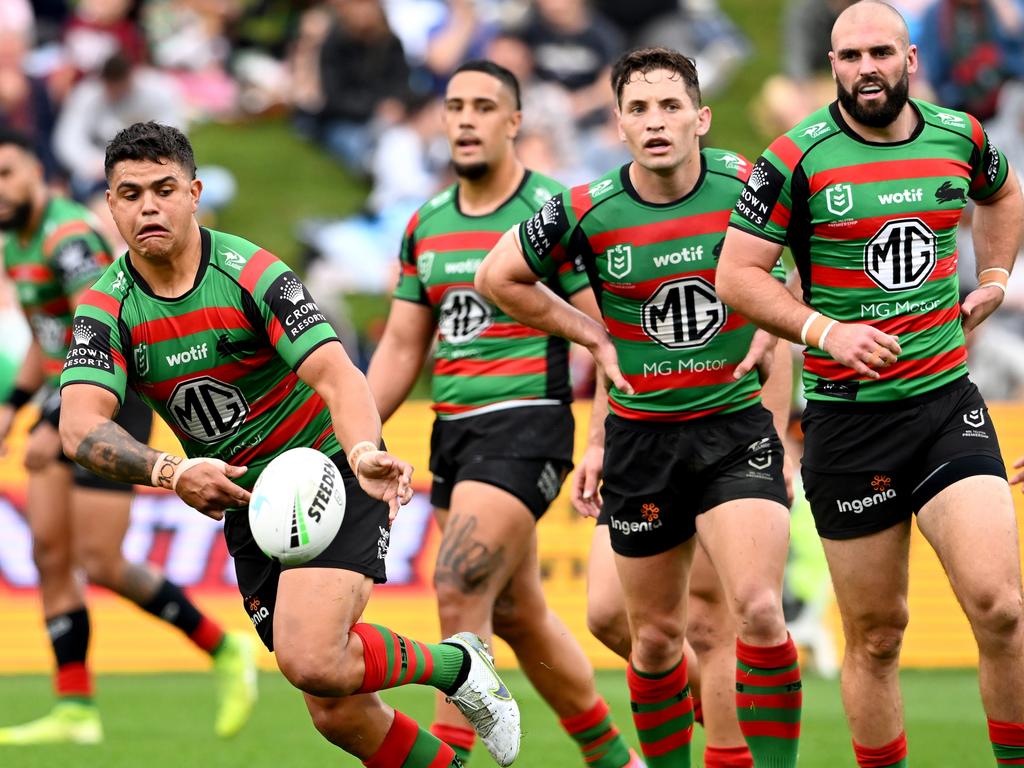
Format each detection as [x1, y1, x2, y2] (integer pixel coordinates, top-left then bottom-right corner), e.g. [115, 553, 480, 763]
[607, 402, 760, 433]
[805, 375, 971, 415]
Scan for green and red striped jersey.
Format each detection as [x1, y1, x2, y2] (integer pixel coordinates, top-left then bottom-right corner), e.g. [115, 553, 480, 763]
[59, 227, 340, 490]
[3, 197, 113, 384]
[730, 99, 1009, 403]
[519, 150, 778, 422]
[393, 171, 589, 417]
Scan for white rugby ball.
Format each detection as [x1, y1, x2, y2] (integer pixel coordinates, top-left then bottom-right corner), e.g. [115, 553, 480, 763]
[249, 447, 346, 565]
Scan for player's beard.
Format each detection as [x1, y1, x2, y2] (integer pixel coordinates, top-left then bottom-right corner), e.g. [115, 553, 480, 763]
[452, 160, 490, 180]
[0, 199, 33, 232]
[837, 66, 910, 128]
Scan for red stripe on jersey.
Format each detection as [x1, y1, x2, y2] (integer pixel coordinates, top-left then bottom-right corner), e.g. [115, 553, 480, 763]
[7, 263, 54, 282]
[81, 289, 122, 319]
[603, 268, 718, 300]
[811, 251, 956, 289]
[133, 307, 252, 344]
[608, 391, 758, 421]
[808, 158, 970, 194]
[625, 362, 739, 393]
[245, 371, 299, 422]
[770, 203, 791, 229]
[37, 296, 71, 316]
[968, 114, 985, 152]
[137, 350, 277, 400]
[865, 304, 960, 336]
[415, 231, 501, 255]
[589, 211, 730, 252]
[804, 346, 965, 380]
[479, 323, 546, 339]
[232, 391, 328, 466]
[404, 211, 419, 239]
[570, 184, 596, 221]
[604, 311, 748, 343]
[238, 248, 277, 294]
[43, 358, 64, 377]
[768, 135, 803, 171]
[111, 347, 127, 374]
[43, 221, 92, 255]
[311, 425, 334, 450]
[814, 208, 963, 241]
[400, 262, 417, 277]
[434, 356, 547, 377]
[426, 281, 472, 305]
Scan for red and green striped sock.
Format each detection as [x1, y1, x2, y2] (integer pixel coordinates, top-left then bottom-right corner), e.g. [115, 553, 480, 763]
[852, 732, 908, 767]
[989, 718, 1024, 765]
[352, 624, 467, 695]
[735, 635, 802, 768]
[430, 723, 474, 764]
[627, 657, 694, 767]
[705, 744, 754, 767]
[560, 697, 633, 768]
[363, 710, 462, 767]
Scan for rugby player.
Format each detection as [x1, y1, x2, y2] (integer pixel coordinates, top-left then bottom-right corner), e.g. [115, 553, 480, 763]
[716, 2, 1024, 765]
[368, 60, 639, 768]
[477, 48, 802, 767]
[0, 127, 256, 745]
[58, 121, 521, 768]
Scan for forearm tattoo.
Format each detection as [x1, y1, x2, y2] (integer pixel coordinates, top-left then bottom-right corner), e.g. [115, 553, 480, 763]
[76, 420, 159, 485]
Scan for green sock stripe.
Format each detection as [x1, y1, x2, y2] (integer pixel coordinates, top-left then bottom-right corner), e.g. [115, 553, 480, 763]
[368, 624, 398, 679]
[993, 742, 1024, 760]
[572, 716, 614, 745]
[737, 660, 799, 676]
[637, 712, 694, 744]
[736, 682, 804, 696]
[404, 728, 451, 767]
[736, 707, 802, 724]
[57, 695, 93, 706]
[450, 743, 472, 763]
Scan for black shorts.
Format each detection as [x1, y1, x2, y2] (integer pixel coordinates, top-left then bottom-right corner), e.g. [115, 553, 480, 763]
[801, 377, 1006, 540]
[39, 387, 153, 492]
[428, 404, 574, 519]
[224, 452, 390, 652]
[599, 404, 788, 558]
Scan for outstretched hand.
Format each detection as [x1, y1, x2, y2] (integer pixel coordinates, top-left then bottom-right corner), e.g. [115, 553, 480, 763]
[356, 450, 414, 523]
[961, 284, 1005, 333]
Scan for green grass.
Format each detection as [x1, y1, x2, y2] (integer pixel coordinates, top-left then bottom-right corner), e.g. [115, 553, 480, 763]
[0, 669, 1000, 767]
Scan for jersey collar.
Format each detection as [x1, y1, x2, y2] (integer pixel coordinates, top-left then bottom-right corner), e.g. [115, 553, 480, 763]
[620, 154, 708, 208]
[829, 100, 925, 147]
[125, 226, 211, 302]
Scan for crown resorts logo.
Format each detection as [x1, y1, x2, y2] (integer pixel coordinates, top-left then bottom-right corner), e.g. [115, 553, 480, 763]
[748, 163, 770, 192]
[73, 320, 96, 346]
[278, 275, 306, 305]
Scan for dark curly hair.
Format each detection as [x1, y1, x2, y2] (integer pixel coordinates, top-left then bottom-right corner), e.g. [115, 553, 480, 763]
[104, 122, 197, 181]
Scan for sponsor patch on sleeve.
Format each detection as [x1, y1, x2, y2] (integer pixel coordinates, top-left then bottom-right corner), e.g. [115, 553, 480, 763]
[734, 157, 786, 230]
[984, 133, 1003, 186]
[264, 271, 331, 343]
[64, 316, 115, 374]
[521, 195, 569, 259]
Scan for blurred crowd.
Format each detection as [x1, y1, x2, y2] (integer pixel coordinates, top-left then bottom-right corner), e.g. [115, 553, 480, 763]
[2, 0, 1024, 399]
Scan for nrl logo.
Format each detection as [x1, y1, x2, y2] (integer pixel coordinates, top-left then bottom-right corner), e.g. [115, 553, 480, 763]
[134, 342, 149, 377]
[936, 112, 965, 127]
[605, 244, 632, 279]
[963, 409, 986, 428]
[825, 183, 854, 216]
[417, 250, 435, 282]
[802, 122, 831, 138]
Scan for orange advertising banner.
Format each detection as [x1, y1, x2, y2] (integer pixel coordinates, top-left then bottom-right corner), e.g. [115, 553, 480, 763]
[2, 400, 1024, 672]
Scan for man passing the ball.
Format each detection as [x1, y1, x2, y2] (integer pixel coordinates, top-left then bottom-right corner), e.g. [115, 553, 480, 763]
[57, 121, 521, 768]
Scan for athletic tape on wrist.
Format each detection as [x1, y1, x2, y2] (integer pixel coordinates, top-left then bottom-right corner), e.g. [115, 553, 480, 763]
[347, 441, 379, 473]
[978, 281, 1008, 295]
[799, 312, 821, 346]
[151, 452, 226, 490]
[804, 314, 836, 349]
[816, 320, 838, 352]
[978, 267, 1010, 280]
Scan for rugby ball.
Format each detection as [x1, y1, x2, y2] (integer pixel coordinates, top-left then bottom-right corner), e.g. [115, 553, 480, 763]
[249, 447, 346, 565]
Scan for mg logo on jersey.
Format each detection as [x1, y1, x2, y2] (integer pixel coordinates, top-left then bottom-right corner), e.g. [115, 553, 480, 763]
[864, 217, 936, 292]
[417, 250, 435, 282]
[606, 244, 632, 279]
[642, 276, 726, 350]
[825, 183, 854, 216]
[168, 376, 250, 444]
[964, 409, 986, 428]
[438, 288, 492, 344]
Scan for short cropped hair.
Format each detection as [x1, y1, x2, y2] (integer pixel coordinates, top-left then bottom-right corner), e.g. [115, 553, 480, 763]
[611, 47, 702, 107]
[451, 59, 522, 110]
[104, 122, 197, 181]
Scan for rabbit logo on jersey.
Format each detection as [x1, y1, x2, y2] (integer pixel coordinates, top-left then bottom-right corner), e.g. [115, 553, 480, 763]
[438, 288, 492, 344]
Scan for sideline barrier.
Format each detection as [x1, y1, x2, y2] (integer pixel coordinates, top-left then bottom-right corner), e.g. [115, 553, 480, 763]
[2, 400, 1023, 672]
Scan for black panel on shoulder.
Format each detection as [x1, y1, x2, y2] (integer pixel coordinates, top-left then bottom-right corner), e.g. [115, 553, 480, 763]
[522, 195, 570, 258]
[734, 157, 785, 230]
[64, 316, 114, 374]
[263, 271, 330, 342]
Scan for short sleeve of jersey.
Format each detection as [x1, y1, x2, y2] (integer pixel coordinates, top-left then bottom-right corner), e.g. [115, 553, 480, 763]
[518, 193, 580, 278]
[48, 231, 111, 297]
[238, 251, 339, 371]
[728, 151, 794, 244]
[59, 288, 128, 404]
[393, 211, 429, 305]
[967, 118, 1009, 201]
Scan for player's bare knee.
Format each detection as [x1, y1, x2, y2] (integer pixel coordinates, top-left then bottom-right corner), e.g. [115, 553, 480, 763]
[854, 622, 907, 665]
[733, 589, 787, 643]
[587, 603, 625, 648]
[31, 538, 71, 578]
[77, 547, 119, 589]
[633, 619, 687, 670]
[492, 589, 536, 642]
[686, 611, 728, 656]
[966, 588, 1024, 643]
[277, 645, 351, 697]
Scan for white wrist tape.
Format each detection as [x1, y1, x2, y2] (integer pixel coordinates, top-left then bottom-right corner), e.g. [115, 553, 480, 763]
[151, 452, 226, 490]
[978, 281, 1008, 295]
[347, 441, 380, 473]
[799, 312, 821, 346]
[817, 320, 838, 352]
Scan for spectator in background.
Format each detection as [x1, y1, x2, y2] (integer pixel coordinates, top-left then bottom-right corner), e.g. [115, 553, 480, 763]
[751, 0, 857, 138]
[61, 0, 146, 81]
[0, 21, 60, 181]
[518, 0, 624, 127]
[917, 0, 1024, 122]
[54, 52, 185, 202]
[290, 0, 410, 174]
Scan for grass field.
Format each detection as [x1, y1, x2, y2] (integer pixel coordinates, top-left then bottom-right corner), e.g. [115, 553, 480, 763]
[0, 668, 999, 767]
